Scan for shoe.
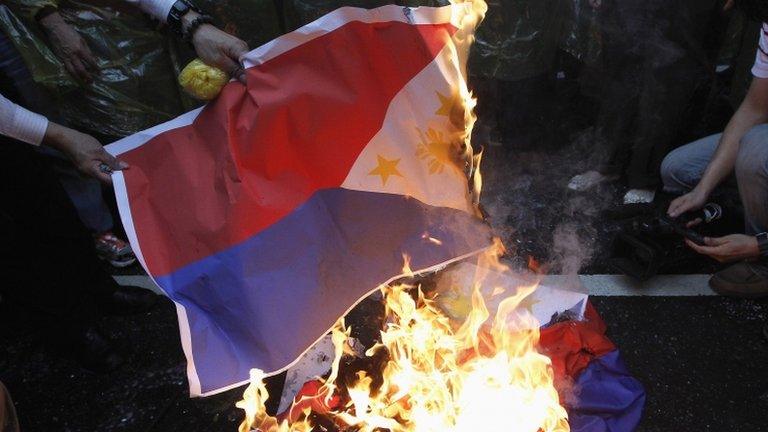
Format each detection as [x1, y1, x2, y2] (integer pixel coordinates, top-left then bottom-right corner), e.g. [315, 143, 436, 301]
[94, 232, 136, 268]
[622, 188, 656, 204]
[567, 170, 617, 192]
[100, 285, 159, 316]
[73, 328, 125, 373]
[709, 261, 768, 299]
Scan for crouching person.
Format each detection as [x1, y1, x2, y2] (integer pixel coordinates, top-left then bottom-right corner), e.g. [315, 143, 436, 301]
[660, 2, 768, 298]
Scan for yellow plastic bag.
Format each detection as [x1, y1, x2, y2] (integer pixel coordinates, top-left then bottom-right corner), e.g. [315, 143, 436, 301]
[178, 59, 229, 101]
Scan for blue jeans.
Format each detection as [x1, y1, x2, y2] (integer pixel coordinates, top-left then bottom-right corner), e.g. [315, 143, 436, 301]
[660, 125, 768, 235]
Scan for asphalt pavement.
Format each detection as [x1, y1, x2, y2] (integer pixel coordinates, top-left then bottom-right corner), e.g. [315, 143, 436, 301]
[1, 276, 767, 432]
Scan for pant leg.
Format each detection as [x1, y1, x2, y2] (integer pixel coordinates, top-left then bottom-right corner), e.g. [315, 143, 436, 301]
[660, 132, 722, 193]
[625, 0, 720, 189]
[735, 125, 768, 235]
[594, 0, 646, 175]
[0, 139, 106, 335]
[36, 147, 114, 233]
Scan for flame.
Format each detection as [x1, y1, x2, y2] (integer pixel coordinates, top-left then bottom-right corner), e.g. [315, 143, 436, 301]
[237, 2, 569, 431]
[237, 243, 569, 432]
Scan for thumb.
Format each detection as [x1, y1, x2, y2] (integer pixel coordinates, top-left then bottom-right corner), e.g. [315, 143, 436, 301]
[99, 149, 128, 170]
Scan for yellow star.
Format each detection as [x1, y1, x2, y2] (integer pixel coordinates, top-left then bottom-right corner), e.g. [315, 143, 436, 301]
[368, 155, 403, 185]
[435, 90, 465, 129]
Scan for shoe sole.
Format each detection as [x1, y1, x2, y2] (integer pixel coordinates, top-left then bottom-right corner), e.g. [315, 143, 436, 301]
[709, 278, 768, 299]
[98, 255, 137, 268]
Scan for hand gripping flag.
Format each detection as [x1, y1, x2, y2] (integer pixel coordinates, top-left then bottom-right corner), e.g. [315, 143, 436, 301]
[107, 5, 493, 396]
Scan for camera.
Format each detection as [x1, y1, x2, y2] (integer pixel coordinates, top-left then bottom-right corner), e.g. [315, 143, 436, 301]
[608, 203, 722, 280]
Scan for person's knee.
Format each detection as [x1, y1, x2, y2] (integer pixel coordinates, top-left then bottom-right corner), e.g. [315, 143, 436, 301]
[660, 150, 693, 192]
[736, 127, 768, 181]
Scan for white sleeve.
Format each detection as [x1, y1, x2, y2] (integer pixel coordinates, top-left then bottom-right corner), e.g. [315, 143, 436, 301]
[123, 0, 177, 23]
[0, 93, 49, 146]
[752, 23, 768, 79]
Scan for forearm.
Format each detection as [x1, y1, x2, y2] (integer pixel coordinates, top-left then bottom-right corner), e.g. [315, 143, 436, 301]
[0, 94, 48, 146]
[698, 78, 768, 194]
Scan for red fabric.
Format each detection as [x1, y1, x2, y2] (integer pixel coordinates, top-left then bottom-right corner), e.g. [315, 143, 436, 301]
[539, 302, 615, 382]
[277, 379, 341, 424]
[120, 21, 456, 275]
[279, 303, 616, 421]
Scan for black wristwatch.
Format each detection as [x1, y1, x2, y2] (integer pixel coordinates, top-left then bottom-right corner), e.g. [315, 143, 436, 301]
[758, 232, 768, 258]
[167, 0, 203, 36]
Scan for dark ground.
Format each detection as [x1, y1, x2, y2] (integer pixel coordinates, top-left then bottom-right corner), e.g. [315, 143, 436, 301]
[2, 295, 767, 431]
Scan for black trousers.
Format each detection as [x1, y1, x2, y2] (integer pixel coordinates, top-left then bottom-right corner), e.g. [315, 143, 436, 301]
[0, 139, 112, 337]
[596, 0, 724, 189]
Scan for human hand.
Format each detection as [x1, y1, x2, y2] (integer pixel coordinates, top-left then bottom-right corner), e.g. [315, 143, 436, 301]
[43, 123, 128, 184]
[723, 0, 736, 12]
[667, 187, 709, 219]
[185, 13, 249, 84]
[589, 0, 601, 9]
[685, 234, 760, 263]
[38, 12, 98, 83]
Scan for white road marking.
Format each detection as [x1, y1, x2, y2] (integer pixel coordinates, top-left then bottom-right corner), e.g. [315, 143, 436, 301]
[544, 274, 716, 296]
[115, 274, 716, 297]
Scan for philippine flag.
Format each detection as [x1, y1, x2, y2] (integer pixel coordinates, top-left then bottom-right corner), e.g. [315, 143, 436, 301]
[107, 5, 494, 396]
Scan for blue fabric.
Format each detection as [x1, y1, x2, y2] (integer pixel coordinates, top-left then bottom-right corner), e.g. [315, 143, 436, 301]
[568, 350, 646, 432]
[155, 188, 492, 394]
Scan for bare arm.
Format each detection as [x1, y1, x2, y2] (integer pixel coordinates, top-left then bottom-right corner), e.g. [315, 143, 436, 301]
[668, 77, 768, 217]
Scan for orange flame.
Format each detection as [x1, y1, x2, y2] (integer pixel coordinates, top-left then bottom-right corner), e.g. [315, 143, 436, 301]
[236, 2, 569, 431]
[237, 243, 569, 432]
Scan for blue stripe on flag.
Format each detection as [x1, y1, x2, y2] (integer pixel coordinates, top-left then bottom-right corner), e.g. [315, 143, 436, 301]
[568, 350, 646, 432]
[155, 188, 492, 393]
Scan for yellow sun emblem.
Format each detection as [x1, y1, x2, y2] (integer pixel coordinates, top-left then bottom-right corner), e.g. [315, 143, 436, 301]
[415, 127, 461, 175]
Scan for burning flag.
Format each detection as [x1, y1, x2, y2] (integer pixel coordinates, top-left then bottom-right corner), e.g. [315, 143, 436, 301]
[108, 3, 645, 430]
[107, 4, 493, 396]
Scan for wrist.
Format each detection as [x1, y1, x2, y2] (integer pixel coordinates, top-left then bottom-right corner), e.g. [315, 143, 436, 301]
[35, 5, 59, 22]
[42, 123, 80, 154]
[693, 183, 713, 198]
[38, 11, 65, 32]
[181, 10, 202, 30]
[184, 17, 215, 45]
[42, 122, 66, 149]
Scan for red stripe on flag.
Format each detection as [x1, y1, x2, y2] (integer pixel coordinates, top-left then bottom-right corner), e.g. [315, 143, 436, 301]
[120, 21, 456, 275]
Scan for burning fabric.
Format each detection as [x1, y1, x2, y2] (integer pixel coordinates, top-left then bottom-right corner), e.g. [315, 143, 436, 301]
[247, 253, 645, 432]
[108, 3, 490, 396]
[106, 1, 644, 430]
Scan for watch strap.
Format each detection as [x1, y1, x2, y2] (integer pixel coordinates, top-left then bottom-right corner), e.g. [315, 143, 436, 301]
[758, 232, 768, 257]
[183, 15, 214, 43]
[167, 0, 202, 35]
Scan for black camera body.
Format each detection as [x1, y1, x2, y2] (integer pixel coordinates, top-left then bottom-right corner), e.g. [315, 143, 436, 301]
[608, 203, 722, 280]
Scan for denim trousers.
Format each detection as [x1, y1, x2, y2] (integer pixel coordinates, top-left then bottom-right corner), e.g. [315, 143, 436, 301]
[660, 124, 768, 235]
